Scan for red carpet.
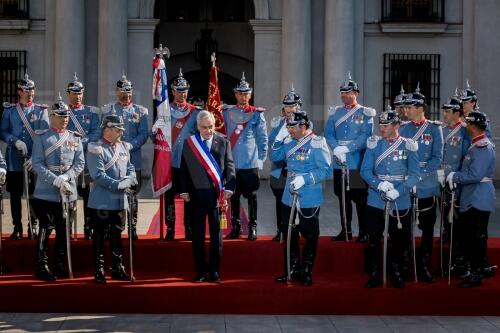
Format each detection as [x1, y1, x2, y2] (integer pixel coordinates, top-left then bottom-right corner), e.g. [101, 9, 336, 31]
[0, 236, 499, 315]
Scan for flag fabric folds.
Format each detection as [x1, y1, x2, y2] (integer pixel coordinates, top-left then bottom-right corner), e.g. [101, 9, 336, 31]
[207, 65, 226, 135]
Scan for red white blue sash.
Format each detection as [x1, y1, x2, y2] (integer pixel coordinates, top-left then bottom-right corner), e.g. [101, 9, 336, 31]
[186, 133, 223, 194]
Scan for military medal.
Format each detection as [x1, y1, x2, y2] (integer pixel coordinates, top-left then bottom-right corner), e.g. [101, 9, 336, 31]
[175, 121, 183, 129]
[235, 124, 244, 134]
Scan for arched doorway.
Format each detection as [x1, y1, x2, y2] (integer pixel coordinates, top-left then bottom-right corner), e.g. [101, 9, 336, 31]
[154, 0, 255, 108]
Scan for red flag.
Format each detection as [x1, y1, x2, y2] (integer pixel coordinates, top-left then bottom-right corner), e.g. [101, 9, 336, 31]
[207, 65, 226, 135]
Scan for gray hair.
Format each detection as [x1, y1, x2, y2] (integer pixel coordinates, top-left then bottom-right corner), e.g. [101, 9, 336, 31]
[197, 110, 216, 125]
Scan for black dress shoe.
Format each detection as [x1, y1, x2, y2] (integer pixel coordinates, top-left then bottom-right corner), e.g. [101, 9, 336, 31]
[248, 227, 257, 241]
[10, 230, 22, 240]
[210, 272, 221, 283]
[272, 230, 281, 242]
[95, 269, 107, 284]
[302, 273, 313, 286]
[111, 266, 130, 281]
[356, 233, 369, 243]
[36, 268, 57, 281]
[459, 274, 482, 288]
[193, 273, 206, 283]
[332, 231, 352, 241]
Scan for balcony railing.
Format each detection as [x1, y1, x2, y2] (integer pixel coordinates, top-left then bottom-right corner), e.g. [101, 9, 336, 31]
[381, 0, 444, 23]
[0, 0, 29, 19]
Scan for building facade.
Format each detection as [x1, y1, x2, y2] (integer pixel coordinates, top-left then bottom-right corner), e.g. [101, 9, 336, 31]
[1, 0, 499, 180]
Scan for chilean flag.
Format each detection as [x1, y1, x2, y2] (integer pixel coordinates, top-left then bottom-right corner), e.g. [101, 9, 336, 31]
[151, 55, 172, 197]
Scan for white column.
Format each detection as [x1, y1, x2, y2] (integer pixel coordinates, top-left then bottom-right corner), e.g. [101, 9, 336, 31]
[127, 18, 159, 179]
[53, 0, 85, 99]
[281, 0, 311, 110]
[98, 0, 128, 106]
[323, 0, 355, 114]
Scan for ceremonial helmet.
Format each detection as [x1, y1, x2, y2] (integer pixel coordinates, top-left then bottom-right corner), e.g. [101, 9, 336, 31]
[67, 72, 84, 94]
[403, 82, 426, 106]
[461, 79, 477, 102]
[286, 110, 310, 128]
[339, 72, 359, 93]
[465, 110, 488, 128]
[282, 84, 302, 107]
[233, 72, 252, 94]
[393, 85, 406, 106]
[101, 114, 125, 131]
[116, 74, 133, 92]
[379, 105, 400, 125]
[18, 73, 35, 91]
[442, 88, 462, 112]
[171, 68, 190, 92]
[50, 93, 69, 117]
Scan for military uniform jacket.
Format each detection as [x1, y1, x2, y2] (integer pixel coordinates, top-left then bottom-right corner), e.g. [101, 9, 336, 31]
[223, 105, 268, 169]
[324, 104, 375, 170]
[268, 116, 288, 179]
[361, 136, 420, 210]
[452, 134, 496, 213]
[442, 121, 470, 176]
[67, 104, 101, 151]
[87, 140, 136, 210]
[0, 102, 49, 171]
[400, 119, 443, 198]
[170, 102, 199, 168]
[270, 132, 332, 208]
[101, 102, 149, 169]
[32, 128, 85, 202]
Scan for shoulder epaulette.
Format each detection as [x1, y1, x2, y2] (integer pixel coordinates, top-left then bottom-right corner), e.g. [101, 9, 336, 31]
[363, 107, 376, 117]
[270, 117, 281, 129]
[134, 105, 148, 116]
[36, 103, 49, 109]
[311, 135, 326, 149]
[88, 141, 103, 155]
[255, 107, 266, 112]
[2, 102, 14, 108]
[88, 106, 100, 114]
[366, 135, 380, 149]
[404, 138, 418, 152]
[430, 120, 442, 126]
[328, 105, 341, 116]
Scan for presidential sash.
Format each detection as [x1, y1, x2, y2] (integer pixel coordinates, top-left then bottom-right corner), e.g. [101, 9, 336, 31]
[186, 133, 223, 195]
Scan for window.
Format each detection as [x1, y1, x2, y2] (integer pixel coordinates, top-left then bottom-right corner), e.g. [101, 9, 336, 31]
[0, 51, 27, 116]
[383, 53, 441, 120]
[381, 0, 444, 23]
[0, 0, 29, 19]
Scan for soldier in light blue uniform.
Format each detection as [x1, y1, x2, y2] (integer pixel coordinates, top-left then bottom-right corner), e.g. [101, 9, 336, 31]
[66, 73, 101, 240]
[461, 80, 493, 139]
[31, 96, 85, 281]
[101, 75, 148, 239]
[270, 111, 332, 286]
[324, 73, 375, 242]
[87, 115, 137, 284]
[153, 69, 199, 241]
[0, 74, 49, 240]
[224, 73, 268, 240]
[361, 107, 420, 288]
[438, 91, 469, 246]
[446, 111, 496, 288]
[400, 84, 444, 283]
[268, 86, 302, 242]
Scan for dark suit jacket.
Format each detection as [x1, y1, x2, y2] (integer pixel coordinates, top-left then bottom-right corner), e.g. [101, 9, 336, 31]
[179, 132, 236, 206]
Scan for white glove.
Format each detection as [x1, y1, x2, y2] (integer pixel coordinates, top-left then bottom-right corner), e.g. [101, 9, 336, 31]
[257, 159, 264, 170]
[53, 174, 69, 188]
[60, 181, 72, 196]
[275, 125, 289, 142]
[290, 176, 305, 191]
[118, 176, 138, 190]
[15, 140, 28, 156]
[446, 172, 456, 189]
[377, 181, 394, 193]
[23, 158, 33, 172]
[333, 146, 349, 164]
[386, 189, 400, 201]
[437, 169, 445, 187]
[0, 168, 6, 185]
[152, 118, 166, 134]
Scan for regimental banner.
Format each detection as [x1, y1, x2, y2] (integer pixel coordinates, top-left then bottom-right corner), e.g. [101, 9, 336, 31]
[207, 64, 226, 135]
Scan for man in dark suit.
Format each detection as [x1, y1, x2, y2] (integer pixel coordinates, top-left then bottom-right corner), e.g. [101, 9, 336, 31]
[179, 110, 236, 283]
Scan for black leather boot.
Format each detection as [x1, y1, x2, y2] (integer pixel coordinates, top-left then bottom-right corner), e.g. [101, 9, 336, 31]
[35, 228, 56, 281]
[84, 218, 93, 240]
[110, 230, 130, 281]
[356, 232, 369, 244]
[275, 255, 301, 283]
[226, 198, 242, 239]
[94, 254, 106, 284]
[301, 235, 318, 286]
[10, 223, 22, 240]
[53, 229, 69, 278]
[365, 243, 381, 288]
[333, 230, 352, 241]
[247, 195, 257, 241]
[130, 194, 138, 240]
[165, 221, 175, 241]
[418, 248, 434, 283]
[459, 271, 482, 288]
[401, 249, 411, 281]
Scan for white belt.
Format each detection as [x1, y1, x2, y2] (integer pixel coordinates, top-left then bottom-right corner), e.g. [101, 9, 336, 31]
[338, 140, 352, 146]
[377, 174, 407, 181]
[481, 177, 492, 183]
[419, 162, 428, 167]
[47, 165, 70, 173]
[287, 172, 307, 178]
